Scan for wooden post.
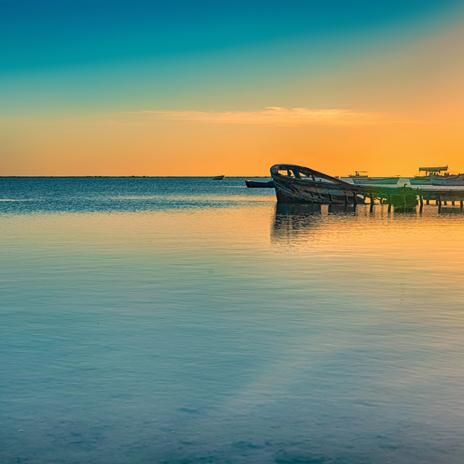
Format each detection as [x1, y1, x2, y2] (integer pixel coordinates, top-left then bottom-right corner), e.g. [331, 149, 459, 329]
[419, 194, 424, 212]
[461, 200, 463, 211]
[438, 196, 442, 212]
[369, 194, 374, 212]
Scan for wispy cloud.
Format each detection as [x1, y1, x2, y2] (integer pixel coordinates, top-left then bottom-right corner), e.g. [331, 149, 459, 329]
[121, 106, 391, 126]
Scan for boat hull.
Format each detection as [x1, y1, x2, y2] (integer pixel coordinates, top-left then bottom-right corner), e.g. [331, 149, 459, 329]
[411, 175, 464, 186]
[431, 176, 464, 186]
[271, 165, 364, 205]
[273, 177, 362, 204]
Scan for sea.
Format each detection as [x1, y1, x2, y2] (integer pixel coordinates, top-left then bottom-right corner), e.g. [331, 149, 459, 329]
[1, 177, 464, 464]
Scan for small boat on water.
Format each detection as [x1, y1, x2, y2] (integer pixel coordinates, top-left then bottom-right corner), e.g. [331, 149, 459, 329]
[410, 166, 447, 185]
[430, 175, 464, 186]
[245, 179, 274, 188]
[345, 170, 400, 185]
[212, 175, 225, 180]
[410, 166, 464, 186]
[348, 176, 400, 186]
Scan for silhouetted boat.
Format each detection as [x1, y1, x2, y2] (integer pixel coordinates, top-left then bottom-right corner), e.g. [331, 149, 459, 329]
[271, 164, 364, 205]
[245, 179, 274, 188]
[212, 175, 225, 180]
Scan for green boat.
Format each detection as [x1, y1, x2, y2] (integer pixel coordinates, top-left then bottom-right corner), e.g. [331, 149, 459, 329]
[344, 171, 400, 185]
[349, 177, 400, 185]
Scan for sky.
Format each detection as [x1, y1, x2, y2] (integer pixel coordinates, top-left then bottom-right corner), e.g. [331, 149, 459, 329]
[1, 0, 464, 176]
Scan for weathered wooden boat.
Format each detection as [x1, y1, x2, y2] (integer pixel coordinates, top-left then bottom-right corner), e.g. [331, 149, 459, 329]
[270, 164, 365, 205]
[245, 179, 274, 188]
[212, 175, 225, 180]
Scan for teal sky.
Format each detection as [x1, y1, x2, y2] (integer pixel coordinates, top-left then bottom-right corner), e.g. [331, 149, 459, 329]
[2, 1, 462, 114]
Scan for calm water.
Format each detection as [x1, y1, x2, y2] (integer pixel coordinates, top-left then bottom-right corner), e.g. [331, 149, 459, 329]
[1, 177, 464, 464]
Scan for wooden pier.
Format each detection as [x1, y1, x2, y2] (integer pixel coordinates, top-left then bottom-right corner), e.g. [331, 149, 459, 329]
[363, 186, 464, 212]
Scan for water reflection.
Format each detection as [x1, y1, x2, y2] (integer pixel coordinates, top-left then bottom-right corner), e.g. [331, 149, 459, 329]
[272, 201, 464, 249]
[272, 202, 365, 244]
[2, 189, 464, 463]
[271, 203, 321, 243]
[439, 206, 464, 215]
[329, 203, 362, 215]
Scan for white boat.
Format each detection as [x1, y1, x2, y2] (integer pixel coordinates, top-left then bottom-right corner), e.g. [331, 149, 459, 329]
[410, 166, 464, 186]
[347, 171, 400, 185]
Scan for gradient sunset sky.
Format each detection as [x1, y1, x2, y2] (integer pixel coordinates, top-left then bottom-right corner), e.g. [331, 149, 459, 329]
[2, 0, 464, 176]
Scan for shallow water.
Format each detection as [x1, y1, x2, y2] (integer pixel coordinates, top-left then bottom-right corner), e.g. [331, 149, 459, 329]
[1, 178, 464, 464]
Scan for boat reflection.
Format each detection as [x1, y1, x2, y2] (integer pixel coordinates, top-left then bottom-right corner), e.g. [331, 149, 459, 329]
[327, 203, 359, 214]
[272, 202, 366, 243]
[271, 203, 322, 244]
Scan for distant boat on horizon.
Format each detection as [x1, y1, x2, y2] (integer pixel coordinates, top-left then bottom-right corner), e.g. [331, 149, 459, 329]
[212, 175, 225, 180]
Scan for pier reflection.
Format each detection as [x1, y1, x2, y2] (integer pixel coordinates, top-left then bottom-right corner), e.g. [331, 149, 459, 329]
[271, 200, 464, 248]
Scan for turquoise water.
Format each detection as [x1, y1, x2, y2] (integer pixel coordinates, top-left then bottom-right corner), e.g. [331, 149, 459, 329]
[1, 178, 464, 464]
